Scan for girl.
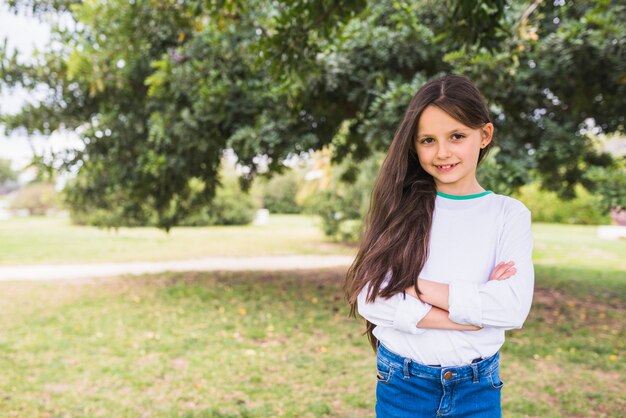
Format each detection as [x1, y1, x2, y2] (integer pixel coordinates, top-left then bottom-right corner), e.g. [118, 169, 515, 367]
[345, 74, 534, 417]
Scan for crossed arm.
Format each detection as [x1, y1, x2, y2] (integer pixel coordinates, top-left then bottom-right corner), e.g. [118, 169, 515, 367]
[406, 261, 516, 331]
[356, 261, 519, 333]
[357, 209, 534, 333]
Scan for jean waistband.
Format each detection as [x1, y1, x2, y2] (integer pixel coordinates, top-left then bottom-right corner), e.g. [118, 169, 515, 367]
[377, 342, 499, 380]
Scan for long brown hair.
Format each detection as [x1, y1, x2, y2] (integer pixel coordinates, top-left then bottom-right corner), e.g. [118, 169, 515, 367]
[344, 74, 495, 353]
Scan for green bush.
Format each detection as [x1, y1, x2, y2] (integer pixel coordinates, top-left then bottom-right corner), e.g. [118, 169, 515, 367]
[0, 158, 18, 184]
[584, 160, 626, 212]
[513, 182, 610, 225]
[66, 175, 258, 228]
[259, 172, 302, 214]
[66, 187, 155, 228]
[10, 182, 58, 215]
[303, 151, 382, 243]
[178, 178, 257, 226]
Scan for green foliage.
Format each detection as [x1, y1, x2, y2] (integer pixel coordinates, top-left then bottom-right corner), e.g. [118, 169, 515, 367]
[178, 178, 258, 226]
[584, 159, 626, 211]
[258, 172, 303, 214]
[10, 182, 57, 215]
[513, 182, 610, 225]
[304, 149, 382, 243]
[258, 0, 368, 79]
[67, 176, 257, 228]
[444, 0, 509, 51]
[0, 158, 18, 184]
[476, 147, 529, 196]
[1, 0, 624, 230]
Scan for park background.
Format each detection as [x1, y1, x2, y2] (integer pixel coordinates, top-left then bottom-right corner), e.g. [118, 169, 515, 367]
[0, 0, 625, 417]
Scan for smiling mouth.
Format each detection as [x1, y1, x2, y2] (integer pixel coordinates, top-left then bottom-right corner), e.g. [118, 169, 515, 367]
[435, 162, 460, 171]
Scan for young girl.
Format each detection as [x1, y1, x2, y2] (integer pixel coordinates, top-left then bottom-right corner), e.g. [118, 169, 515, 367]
[345, 74, 534, 417]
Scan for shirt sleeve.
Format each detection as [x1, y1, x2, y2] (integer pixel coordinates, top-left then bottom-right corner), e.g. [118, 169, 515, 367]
[357, 270, 433, 335]
[448, 208, 534, 329]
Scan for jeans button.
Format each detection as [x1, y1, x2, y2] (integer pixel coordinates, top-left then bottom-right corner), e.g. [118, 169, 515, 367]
[443, 371, 452, 380]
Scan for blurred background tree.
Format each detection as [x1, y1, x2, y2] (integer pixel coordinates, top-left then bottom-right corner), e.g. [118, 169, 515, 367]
[0, 158, 20, 195]
[9, 181, 58, 215]
[0, 0, 624, 232]
[0, 158, 18, 185]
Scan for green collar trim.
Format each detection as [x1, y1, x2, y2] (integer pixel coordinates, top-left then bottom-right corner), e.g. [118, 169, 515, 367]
[436, 190, 493, 200]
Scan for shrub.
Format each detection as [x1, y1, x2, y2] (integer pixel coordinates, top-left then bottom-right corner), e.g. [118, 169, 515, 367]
[584, 161, 626, 213]
[513, 182, 610, 225]
[66, 169, 258, 228]
[303, 150, 382, 243]
[10, 182, 58, 215]
[179, 178, 257, 226]
[258, 172, 302, 214]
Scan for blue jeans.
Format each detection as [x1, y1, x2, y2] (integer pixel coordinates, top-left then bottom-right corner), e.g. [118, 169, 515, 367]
[375, 342, 503, 417]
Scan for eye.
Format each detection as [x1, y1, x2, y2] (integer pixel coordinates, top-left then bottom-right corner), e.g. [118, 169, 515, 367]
[419, 137, 434, 144]
[451, 133, 465, 141]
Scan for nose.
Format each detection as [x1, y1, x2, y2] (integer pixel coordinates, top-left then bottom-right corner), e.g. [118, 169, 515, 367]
[436, 141, 451, 160]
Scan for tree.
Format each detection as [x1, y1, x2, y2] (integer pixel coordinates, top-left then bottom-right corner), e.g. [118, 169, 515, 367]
[10, 182, 57, 215]
[1, 0, 624, 229]
[0, 158, 18, 184]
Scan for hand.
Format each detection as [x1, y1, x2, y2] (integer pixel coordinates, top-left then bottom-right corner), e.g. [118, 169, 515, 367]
[489, 261, 516, 281]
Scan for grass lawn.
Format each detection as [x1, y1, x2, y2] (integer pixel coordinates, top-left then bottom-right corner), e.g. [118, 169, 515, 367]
[0, 266, 624, 417]
[2, 215, 625, 270]
[0, 215, 624, 416]
[0, 215, 356, 265]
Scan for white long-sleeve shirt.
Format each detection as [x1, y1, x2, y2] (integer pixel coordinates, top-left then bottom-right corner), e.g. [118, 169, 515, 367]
[357, 191, 534, 366]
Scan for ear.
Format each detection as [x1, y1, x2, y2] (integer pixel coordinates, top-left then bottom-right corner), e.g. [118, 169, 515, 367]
[480, 122, 494, 149]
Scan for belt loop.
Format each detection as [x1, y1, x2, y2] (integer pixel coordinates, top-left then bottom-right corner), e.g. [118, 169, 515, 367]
[471, 363, 479, 383]
[403, 357, 411, 379]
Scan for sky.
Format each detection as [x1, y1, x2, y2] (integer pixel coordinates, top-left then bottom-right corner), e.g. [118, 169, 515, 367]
[0, 3, 82, 174]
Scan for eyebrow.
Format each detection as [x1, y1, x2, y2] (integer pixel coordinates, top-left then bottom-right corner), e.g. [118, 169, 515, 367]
[417, 128, 469, 139]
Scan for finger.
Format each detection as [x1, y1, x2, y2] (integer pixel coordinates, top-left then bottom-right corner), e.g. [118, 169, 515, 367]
[491, 262, 511, 279]
[500, 264, 515, 272]
[489, 269, 500, 280]
[491, 262, 516, 280]
[496, 267, 517, 280]
[491, 262, 506, 274]
[497, 261, 515, 273]
[490, 268, 503, 280]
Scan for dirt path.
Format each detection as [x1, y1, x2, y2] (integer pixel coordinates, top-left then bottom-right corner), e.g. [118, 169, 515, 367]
[0, 255, 355, 281]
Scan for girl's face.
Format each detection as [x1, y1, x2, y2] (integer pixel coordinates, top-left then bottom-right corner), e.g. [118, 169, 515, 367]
[414, 104, 493, 195]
